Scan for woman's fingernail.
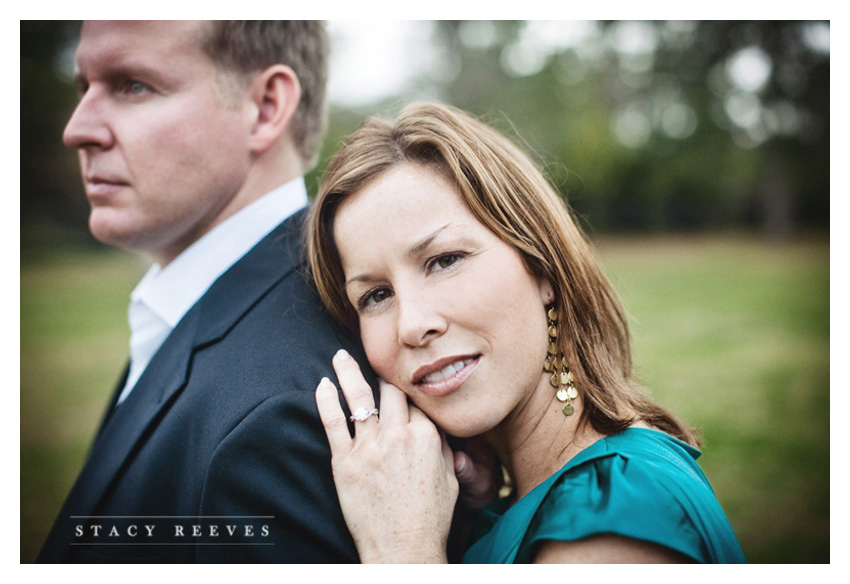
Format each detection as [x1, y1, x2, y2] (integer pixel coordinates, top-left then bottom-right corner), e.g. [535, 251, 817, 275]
[335, 349, 351, 360]
[454, 452, 469, 474]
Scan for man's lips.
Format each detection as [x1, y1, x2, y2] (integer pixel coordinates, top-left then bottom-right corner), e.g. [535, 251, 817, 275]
[84, 176, 129, 199]
[412, 355, 480, 397]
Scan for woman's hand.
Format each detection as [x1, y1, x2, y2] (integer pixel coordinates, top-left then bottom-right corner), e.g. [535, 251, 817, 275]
[452, 436, 502, 509]
[315, 349, 458, 563]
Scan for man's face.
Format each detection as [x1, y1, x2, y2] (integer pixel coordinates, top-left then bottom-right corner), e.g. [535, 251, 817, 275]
[65, 21, 255, 265]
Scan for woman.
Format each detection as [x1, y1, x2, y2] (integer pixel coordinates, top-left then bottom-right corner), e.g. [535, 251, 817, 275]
[307, 102, 745, 563]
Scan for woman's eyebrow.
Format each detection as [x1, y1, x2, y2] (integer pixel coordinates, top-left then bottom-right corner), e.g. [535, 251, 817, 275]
[344, 223, 458, 290]
[407, 224, 451, 258]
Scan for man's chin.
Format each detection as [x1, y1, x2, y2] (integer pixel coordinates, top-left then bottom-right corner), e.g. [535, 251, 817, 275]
[88, 214, 149, 255]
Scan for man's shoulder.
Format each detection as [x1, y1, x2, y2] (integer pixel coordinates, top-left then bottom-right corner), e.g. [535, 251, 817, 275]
[192, 208, 326, 333]
[171, 206, 361, 404]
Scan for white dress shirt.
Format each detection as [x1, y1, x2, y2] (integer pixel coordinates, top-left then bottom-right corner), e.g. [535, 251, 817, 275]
[117, 178, 308, 404]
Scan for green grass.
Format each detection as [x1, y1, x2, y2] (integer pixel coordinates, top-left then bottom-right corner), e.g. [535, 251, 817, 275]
[19, 236, 829, 563]
[20, 249, 147, 564]
[595, 235, 829, 563]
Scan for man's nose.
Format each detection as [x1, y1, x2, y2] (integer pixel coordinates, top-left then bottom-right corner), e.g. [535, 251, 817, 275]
[63, 88, 113, 150]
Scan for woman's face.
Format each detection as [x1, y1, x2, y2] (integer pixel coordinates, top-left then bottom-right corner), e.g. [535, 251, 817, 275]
[333, 163, 554, 437]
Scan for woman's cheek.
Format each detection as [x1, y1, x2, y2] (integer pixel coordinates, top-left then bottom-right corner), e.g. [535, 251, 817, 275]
[361, 324, 398, 385]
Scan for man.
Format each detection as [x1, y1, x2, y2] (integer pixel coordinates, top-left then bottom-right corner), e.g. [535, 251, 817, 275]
[38, 20, 365, 563]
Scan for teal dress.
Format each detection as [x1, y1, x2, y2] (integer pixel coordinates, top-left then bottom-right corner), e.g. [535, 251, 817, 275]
[463, 428, 745, 563]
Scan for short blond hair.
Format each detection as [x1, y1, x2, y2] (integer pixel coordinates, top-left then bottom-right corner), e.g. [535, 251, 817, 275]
[201, 20, 329, 169]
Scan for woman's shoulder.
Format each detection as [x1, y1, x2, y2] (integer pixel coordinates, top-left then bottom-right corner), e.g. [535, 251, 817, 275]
[539, 427, 712, 522]
[520, 428, 744, 563]
[575, 426, 709, 486]
[573, 425, 700, 460]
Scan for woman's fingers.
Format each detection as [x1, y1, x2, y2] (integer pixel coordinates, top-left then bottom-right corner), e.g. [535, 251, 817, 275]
[332, 349, 379, 426]
[315, 377, 352, 455]
[316, 365, 457, 563]
[452, 437, 501, 508]
[377, 379, 409, 424]
[410, 405, 457, 478]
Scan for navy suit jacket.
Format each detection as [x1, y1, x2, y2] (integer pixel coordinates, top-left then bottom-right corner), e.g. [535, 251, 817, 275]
[37, 209, 370, 563]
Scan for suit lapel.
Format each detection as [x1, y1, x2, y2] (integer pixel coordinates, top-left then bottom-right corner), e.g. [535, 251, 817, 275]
[51, 308, 199, 520]
[94, 211, 303, 507]
[192, 209, 303, 345]
[37, 308, 201, 562]
[93, 363, 128, 440]
[40, 211, 306, 560]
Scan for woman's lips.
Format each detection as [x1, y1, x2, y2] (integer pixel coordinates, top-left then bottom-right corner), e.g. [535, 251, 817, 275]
[413, 355, 480, 397]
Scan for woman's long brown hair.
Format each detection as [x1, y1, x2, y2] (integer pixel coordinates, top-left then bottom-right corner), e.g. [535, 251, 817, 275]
[306, 101, 699, 446]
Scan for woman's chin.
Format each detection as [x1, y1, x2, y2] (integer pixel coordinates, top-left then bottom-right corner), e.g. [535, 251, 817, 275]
[431, 416, 492, 439]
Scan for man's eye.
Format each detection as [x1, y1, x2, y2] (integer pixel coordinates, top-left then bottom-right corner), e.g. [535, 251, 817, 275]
[121, 80, 151, 97]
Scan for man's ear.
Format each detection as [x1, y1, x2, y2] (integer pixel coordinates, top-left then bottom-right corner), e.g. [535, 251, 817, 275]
[247, 64, 301, 154]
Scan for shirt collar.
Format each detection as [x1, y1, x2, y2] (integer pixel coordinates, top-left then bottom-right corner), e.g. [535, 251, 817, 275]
[130, 177, 308, 328]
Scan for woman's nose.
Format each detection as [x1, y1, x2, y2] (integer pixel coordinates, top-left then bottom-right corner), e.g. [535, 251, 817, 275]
[396, 295, 447, 348]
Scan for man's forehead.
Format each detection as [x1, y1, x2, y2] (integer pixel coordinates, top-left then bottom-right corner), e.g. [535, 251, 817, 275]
[75, 21, 210, 71]
[78, 20, 207, 57]
[81, 19, 206, 37]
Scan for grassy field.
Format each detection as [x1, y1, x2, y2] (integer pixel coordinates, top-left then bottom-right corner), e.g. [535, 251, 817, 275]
[19, 235, 829, 563]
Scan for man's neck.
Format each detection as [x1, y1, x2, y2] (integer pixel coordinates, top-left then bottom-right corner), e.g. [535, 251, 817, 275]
[153, 154, 303, 267]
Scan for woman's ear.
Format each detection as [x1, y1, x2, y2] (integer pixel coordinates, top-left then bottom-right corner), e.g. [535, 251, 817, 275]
[247, 64, 301, 154]
[539, 279, 555, 305]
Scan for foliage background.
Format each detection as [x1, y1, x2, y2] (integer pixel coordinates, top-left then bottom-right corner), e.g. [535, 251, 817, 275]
[20, 20, 830, 563]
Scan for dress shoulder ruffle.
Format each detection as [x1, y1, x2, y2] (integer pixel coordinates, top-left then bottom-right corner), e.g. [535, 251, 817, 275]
[463, 428, 745, 564]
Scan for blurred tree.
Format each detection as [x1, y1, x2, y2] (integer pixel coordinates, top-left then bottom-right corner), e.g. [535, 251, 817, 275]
[423, 20, 829, 236]
[20, 21, 829, 250]
[648, 20, 830, 238]
[20, 20, 92, 251]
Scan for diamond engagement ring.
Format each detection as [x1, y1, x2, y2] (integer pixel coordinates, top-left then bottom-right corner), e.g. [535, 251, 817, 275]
[349, 407, 379, 422]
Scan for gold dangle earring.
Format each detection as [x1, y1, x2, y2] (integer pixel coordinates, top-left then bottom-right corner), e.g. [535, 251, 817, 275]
[544, 306, 578, 416]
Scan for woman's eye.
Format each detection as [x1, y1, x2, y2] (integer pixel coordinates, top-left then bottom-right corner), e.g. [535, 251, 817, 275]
[359, 287, 393, 310]
[429, 253, 465, 273]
